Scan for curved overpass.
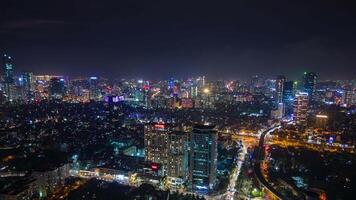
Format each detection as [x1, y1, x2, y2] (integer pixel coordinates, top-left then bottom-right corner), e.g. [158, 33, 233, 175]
[253, 125, 285, 200]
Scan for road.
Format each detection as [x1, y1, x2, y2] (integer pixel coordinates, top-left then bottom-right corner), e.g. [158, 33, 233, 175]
[206, 144, 248, 200]
[225, 145, 247, 200]
[253, 125, 284, 200]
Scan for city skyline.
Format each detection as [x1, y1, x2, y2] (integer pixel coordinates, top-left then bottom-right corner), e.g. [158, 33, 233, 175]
[1, 1, 356, 79]
[1, 1, 356, 200]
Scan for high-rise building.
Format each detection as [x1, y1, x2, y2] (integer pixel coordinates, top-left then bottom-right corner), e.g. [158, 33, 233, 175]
[276, 75, 286, 103]
[21, 71, 35, 100]
[89, 77, 101, 100]
[2, 54, 14, 101]
[293, 92, 309, 126]
[50, 77, 65, 99]
[303, 72, 317, 102]
[282, 81, 296, 115]
[2, 54, 14, 84]
[189, 124, 217, 191]
[167, 131, 188, 179]
[144, 123, 188, 178]
[144, 123, 169, 166]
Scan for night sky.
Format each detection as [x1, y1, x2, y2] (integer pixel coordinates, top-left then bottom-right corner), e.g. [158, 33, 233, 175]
[1, 0, 356, 80]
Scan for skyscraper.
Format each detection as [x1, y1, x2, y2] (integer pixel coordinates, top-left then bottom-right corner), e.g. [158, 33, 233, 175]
[21, 71, 34, 100]
[2, 54, 14, 101]
[293, 92, 309, 126]
[167, 131, 188, 179]
[144, 123, 169, 168]
[282, 81, 296, 115]
[189, 124, 217, 191]
[303, 72, 317, 102]
[144, 123, 188, 178]
[276, 75, 286, 103]
[50, 77, 65, 99]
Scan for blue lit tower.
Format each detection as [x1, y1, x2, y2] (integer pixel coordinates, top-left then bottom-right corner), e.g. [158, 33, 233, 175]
[189, 124, 217, 191]
[2, 54, 14, 84]
[303, 72, 317, 102]
[2, 54, 14, 100]
[282, 81, 296, 115]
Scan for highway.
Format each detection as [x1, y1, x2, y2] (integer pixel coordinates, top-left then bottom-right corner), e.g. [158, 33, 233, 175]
[253, 125, 285, 200]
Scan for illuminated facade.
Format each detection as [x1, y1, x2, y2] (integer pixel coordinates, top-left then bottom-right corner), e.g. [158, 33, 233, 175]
[144, 123, 189, 179]
[188, 124, 217, 190]
[167, 131, 188, 179]
[2, 54, 14, 101]
[144, 123, 169, 167]
[283, 81, 297, 115]
[276, 75, 286, 103]
[303, 72, 317, 101]
[293, 92, 309, 126]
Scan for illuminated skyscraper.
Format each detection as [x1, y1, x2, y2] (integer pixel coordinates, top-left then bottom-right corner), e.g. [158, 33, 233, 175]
[276, 75, 286, 103]
[21, 71, 34, 100]
[293, 92, 309, 126]
[167, 131, 188, 179]
[303, 72, 317, 101]
[144, 123, 169, 167]
[189, 124, 217, 191]
[282, 81, 296, 115]
[144, 123, 188, 178]
[2, 54, 14, 84]
[2, 54, 14, 100]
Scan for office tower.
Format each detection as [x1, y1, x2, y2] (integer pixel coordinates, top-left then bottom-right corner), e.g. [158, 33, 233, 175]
[50, 77, 65, 99]
[89, 77, 100, 100]
[189, 124, 217, 190]
[144, 123, 188, 178]
[21, 71, 34, 100]
[2, 54, 14, 101]
[303, 72, 317, 101]
[282, 81, 296, 115]
[293, 92, 309, 126]
[276, 75, 286, 103]
[167, 131, 188, 179]
[144, 123, 170, 172]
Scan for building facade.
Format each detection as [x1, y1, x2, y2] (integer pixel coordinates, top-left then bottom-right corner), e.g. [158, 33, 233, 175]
[293, 92, 309, 126]
[188, 124, 217, 191]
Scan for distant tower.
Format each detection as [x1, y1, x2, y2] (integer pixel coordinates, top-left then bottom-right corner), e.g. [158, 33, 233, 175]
[2, 54, 15, 101]
[22, 71, 34, 100]
[303, 72, 317, 102]
[293, 92, 309, 126]
[50, 77, 65, 99]
[189, 124, 217, 191]
[276, 75, 286, 103]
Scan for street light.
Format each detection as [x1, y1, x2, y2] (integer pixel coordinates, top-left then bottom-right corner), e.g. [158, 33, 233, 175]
[203, 88, 210, 94]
